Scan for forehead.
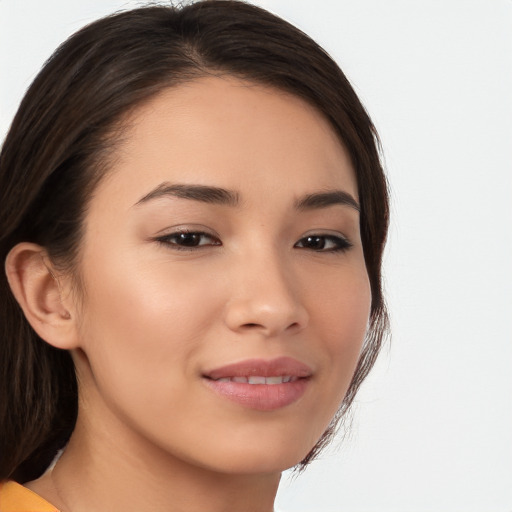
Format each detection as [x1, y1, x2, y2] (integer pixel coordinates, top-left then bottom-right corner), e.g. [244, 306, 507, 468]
[99, 76, 357, 207]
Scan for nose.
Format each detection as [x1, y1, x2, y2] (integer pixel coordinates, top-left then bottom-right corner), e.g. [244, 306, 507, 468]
[223, 252, 309, 337]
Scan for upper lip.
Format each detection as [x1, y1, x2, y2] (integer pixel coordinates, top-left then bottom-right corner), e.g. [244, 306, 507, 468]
[203, 356, 313, 380]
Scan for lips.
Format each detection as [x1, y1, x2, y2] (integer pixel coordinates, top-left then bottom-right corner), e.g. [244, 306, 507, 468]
[204, 356, 312, 380]
[202, 357, 312, 411]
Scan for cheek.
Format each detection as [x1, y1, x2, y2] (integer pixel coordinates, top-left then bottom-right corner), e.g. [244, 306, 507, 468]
[75, 258, 221, 400]
[309, 265, 371, 402]
[308, 255, 371, 340]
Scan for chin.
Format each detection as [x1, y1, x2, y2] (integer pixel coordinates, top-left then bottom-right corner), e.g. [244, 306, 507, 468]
[177, 425, 322, 476]
[200, 448, 308, 476]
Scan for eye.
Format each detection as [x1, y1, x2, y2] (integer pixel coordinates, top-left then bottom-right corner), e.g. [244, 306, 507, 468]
[294, 234, 352, 252]
[155, 230, 221, 250]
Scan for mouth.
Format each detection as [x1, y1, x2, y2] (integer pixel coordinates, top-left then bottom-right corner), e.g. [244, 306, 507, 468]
[203, 356, 312, 380]
[202, 357, 312, 411]
[211, 375, 301, 384]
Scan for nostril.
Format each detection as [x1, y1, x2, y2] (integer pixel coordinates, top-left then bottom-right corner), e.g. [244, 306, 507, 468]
[240, 321, 301, 332]
[286, 322, 301, 332]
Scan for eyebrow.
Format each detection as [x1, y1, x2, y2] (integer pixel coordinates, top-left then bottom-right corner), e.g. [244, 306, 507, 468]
[134, 182, 240, 207]
[135, 182, 359, 212]
[295, 190, 360, 212]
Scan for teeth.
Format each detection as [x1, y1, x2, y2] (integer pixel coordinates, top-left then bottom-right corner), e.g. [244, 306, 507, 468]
[248, 376, 266, 384]
[215, 376, 296, 384]
[266, 376, 284, 385]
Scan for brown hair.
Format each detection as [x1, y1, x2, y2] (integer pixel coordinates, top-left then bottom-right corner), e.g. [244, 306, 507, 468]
[0, 0, 389, 482]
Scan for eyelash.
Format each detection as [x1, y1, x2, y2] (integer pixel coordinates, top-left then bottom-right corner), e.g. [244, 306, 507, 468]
[155, 230, 352, 253]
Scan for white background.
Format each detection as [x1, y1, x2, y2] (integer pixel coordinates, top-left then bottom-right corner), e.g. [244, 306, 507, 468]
[1, 1, 511, 511]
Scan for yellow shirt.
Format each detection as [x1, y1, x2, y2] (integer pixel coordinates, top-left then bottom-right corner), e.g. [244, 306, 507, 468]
[0, 481, 58, 512]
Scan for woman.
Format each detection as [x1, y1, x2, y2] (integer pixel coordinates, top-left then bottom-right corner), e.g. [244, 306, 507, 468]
[0, 1, 389, 511]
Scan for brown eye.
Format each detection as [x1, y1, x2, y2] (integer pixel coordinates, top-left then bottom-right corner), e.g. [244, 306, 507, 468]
[156, 231, 221, 250]
[294, 234, 352, 252]
[173, 233, 204, 247]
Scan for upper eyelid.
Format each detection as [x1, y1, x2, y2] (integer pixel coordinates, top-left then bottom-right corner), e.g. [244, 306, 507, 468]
[296, 233, 352, 244]
[156, 230, 220, 241]
[153, 224, 219, 237]
[298, 230, 352, 242]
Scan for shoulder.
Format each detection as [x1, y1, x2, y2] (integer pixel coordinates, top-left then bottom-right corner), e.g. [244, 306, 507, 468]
[0, 481, 59, 512]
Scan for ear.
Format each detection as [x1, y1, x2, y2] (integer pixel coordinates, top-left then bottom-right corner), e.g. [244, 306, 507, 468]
[5, 242, 80, 350]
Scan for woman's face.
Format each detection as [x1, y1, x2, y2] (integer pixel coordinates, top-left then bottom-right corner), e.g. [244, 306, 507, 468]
[71, 76, 371, 475]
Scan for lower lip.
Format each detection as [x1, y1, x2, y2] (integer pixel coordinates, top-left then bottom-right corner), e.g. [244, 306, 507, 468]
[204, 378, 309, 411]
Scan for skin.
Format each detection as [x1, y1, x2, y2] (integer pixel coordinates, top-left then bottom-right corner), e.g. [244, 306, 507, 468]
[14, 76, 371, 512]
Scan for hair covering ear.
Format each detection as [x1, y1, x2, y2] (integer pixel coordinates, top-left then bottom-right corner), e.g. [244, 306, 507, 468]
[5, 242, 78, 349]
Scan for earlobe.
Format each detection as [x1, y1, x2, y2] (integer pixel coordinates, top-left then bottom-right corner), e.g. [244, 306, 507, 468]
[5, 242, 79, 350]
